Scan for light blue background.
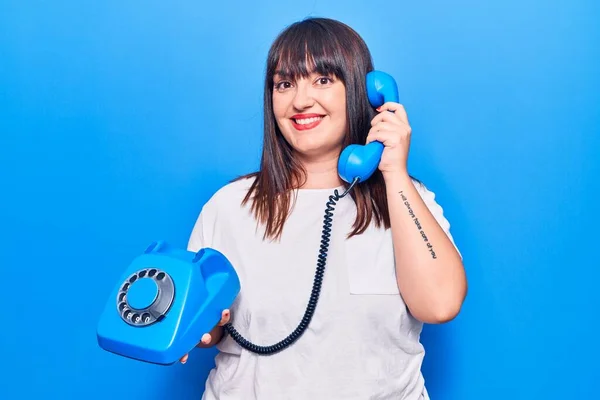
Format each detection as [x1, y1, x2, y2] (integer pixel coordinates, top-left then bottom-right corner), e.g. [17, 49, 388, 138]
[1, 1, 598, 399]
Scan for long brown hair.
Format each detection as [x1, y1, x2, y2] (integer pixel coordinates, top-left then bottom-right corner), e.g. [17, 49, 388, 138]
[236, 17, 392, 241]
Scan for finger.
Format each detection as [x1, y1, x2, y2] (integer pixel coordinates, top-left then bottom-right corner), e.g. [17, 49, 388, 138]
[372, 118, 412, 139]
[219, 309, 231, 326]
[201, 333, 212, 345]
[377, 102, 409, 124]
[371, 108, 404, 127]
[180, 354, 189, 364]
[369, 121, 399, 135]
[366, 128, 397, 145]
[370, 121, 394, 133]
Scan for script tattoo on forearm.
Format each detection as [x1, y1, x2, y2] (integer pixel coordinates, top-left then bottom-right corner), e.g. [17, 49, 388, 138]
[399, 191, 437, 259]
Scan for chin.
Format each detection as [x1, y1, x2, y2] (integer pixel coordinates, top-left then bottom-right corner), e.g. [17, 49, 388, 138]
[281, 125, 344, 159]
[295, 143, 341, 161]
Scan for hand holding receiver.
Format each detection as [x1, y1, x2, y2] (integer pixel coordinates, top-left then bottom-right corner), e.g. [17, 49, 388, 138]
[179, 308, 231, 364]
[96, 241, 240, 365]
[366, 75, 412, 177]
[338, 70, 400, 184]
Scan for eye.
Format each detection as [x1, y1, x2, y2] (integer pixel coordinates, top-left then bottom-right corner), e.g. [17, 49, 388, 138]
[274, 81, 293, 92]
[315, 76, 333, 86]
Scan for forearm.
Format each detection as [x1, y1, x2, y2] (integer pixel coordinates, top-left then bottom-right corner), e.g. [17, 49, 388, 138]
[384, 172, 467, 323]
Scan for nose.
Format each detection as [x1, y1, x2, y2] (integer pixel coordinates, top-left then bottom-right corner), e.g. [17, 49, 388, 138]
[292, 81, 314, 110]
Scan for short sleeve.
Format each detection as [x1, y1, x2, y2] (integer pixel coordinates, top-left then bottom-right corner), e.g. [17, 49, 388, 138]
[413, 180, 462, 258]
[187, 210, 205, 252]
[187, 190, 220, 252]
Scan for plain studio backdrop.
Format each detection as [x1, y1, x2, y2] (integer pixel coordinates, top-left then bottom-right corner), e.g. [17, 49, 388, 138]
[0, 1, 598, 399]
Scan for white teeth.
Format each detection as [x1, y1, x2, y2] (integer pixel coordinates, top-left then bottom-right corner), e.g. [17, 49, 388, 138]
[295, 116, 323, 125]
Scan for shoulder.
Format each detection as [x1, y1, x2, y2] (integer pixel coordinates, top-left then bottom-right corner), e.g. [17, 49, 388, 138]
[408, 178, 459, 249]
[201, 174, 256, 215]
[410, 177, 439, 204]
[410, 177, 429, 194]
[187, 175, 256, 251]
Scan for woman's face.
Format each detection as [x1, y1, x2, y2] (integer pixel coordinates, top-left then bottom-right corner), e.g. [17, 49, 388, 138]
[272, 70, 347, 161]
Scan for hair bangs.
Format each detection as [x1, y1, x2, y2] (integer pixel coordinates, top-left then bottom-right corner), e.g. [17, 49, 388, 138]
[269, 24, 347, 85]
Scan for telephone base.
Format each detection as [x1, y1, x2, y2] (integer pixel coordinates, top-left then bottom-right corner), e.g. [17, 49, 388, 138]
[96, 242, 240, 365]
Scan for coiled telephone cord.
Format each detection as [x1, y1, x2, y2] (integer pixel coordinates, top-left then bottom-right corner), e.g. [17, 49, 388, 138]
[223, 177, 360, 355]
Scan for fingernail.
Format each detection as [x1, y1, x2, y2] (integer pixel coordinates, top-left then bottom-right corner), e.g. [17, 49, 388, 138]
[376, 106, 382, 111]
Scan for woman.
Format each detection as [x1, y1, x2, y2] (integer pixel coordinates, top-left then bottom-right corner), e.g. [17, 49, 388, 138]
[181, 17, 467, 400]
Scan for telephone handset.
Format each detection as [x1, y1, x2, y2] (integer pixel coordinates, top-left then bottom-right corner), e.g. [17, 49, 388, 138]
[96, 71, 400, 363]
[338, 70, 399, 186]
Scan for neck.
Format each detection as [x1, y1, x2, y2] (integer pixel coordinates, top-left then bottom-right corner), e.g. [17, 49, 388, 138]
[296, 153, 344, 189]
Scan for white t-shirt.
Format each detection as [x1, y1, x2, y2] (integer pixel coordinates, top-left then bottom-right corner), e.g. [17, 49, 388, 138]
[187, 176, 458, 400]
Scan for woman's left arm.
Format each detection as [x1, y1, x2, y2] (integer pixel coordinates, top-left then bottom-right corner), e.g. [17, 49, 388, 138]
[367, 102, 467, 324]
[384, 172, 467, 323]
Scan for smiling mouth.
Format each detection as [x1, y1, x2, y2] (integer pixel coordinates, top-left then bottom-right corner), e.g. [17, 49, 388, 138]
[291, 115, 325, 131]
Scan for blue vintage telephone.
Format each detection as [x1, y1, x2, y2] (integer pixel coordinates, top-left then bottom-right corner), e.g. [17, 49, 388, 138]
[96, 70, 399, 362]
[96, 241, 240, 365]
